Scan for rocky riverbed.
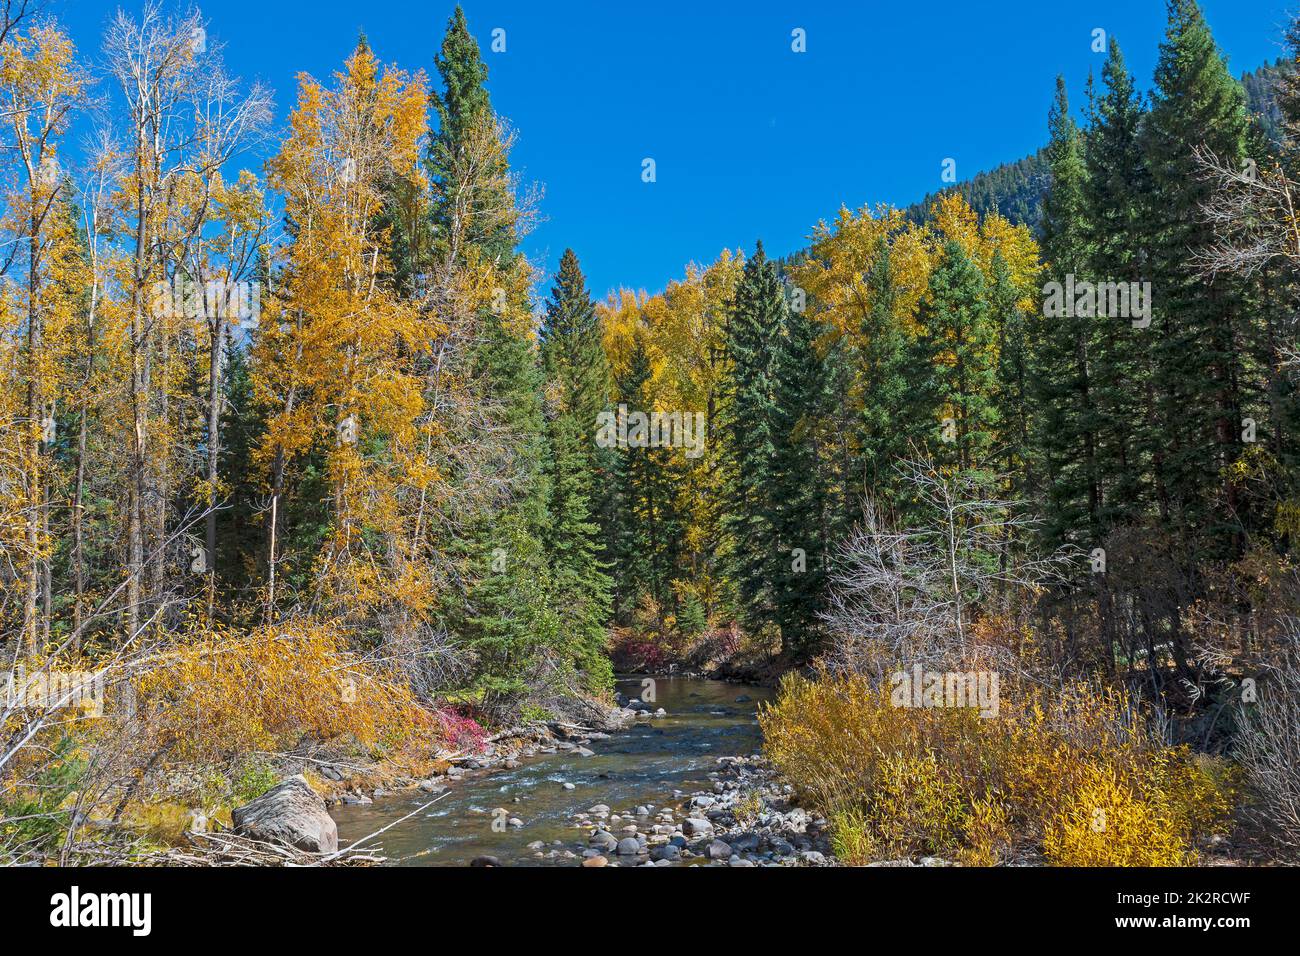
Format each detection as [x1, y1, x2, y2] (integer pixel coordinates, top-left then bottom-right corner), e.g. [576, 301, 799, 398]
[331, 676, 823, 866]
[269, 676, 967, 867]
[563, 754, 837, 867]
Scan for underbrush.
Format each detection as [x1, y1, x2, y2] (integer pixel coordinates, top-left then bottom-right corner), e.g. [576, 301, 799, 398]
[132, 618, 441, 763]
[608, 593, 781, 677]
[0, 618, 475, 861]
[759, 666, 1234, 866]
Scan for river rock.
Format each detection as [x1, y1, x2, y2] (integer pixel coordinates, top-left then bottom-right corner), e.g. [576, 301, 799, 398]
[589, 830, 618, 851]
[706, 839, 733, 860]
[650, 844, 680, 862]
[582, 855, 608, 867]
[470, 855, 502, 867]
[616, 837, 642, 855]
[231, 775, 338, 854]
[683, 817, 713, 837]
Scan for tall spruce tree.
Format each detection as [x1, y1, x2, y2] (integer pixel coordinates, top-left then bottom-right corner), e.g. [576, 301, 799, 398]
[918, 239, 1000, 477]
[424, 7, 558, 707]
[768, 289, 829, 658]
[1143, 0, 1254, 561]
[1084, 38, 1156, 531]
[539, 250, 613, 691]
[613, 336, 683, 625]
[989, 250, 1034, 499]
[1034, 76, 1102, 549]
[428, 5, 515, 263]
[721, 244, 784, 635]
[856, 239, 919, 511]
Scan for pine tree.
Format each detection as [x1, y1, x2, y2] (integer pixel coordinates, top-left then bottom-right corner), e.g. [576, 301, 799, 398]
[856, 239, 918, 511]
[1084, 38, 1156, 531]
[539, 250, 613, 692]
[989, 250, 1033, 496]
[607, 339, 652, 621]
[816, 328, 859, 545]
[613, 336, 683, 625]
[720, 244, 784, 634]
[423, 6, 557, 708]
[1034, 76, 1102, 549]
[918, 239, 1000, 477]
[768, 288, 829, 657]
[1143, 0, 1254, 561]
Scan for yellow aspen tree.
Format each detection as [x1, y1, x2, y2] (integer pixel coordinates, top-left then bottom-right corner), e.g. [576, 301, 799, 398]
[0, 22, 88, 657]
[102, 5, 270, 639]
[258, 41, 432, 623]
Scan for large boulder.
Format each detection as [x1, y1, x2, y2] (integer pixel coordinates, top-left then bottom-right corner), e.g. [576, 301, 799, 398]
[231, 775, 338, 854]
[683, 817, 714, 837]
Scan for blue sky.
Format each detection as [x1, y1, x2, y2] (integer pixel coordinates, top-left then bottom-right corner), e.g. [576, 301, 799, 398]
[48, 0, 1293, 299]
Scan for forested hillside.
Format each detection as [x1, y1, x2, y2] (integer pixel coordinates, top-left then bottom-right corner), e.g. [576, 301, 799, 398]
[904, 55, 1289, 234]
[906, 150, 1049, 229]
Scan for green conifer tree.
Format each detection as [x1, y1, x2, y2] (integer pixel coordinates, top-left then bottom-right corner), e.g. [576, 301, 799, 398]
[539, 250, 614, 691]
[720, 244, 784, 635]
[1033, 76, 1102, 549]
[768, 288, 829, 657]
[1142, 0, 1254, 561]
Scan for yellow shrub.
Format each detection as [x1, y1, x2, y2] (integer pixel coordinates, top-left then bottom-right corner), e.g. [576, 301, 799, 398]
[1043, 763, 1191, 866]
[133, 618, 437, 762]
[760, 666, 1231, 867]
[960, 795, 1014, 866]
[829, 806, 875, 866]
[865, 751, 968, 859]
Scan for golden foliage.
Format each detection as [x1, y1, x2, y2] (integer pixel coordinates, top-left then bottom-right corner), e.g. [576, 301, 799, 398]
[760, 665, 1233, 866]
[134, 618, 436, 762]
[255, 44, 441, 621]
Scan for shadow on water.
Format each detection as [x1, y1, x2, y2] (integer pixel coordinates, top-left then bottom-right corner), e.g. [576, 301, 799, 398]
[332, 676, 773, 866]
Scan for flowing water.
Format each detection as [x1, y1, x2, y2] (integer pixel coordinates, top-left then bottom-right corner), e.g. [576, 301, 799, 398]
[332, 676, 772, 866]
